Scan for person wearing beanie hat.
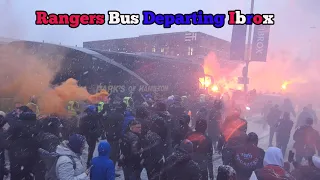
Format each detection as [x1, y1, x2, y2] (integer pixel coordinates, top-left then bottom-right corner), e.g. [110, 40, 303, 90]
[67, 134, 86, 154]
[55, 134, 89, 180]
[19, 111, 37, 121]
[186, 119, 214, 180]
[79, 105, 101, 167]
[6, 110, 40, 180]
[160, 139, 202, 180]
[90, 141, 115, 180]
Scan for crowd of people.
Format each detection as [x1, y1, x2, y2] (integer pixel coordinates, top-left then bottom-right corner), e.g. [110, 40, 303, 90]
[0, 94, 319, 180]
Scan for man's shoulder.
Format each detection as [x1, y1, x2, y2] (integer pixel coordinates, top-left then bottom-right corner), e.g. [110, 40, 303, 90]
[92, 157, 114, 166]
[124, 131, 139, 140]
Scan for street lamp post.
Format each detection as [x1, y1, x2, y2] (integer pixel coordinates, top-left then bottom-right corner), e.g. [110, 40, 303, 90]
[243, 0, 255, 92]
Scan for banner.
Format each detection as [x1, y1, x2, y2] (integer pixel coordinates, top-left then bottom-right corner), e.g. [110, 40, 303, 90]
[251, 25, 271, 62]
[96, 84, 169, 93]
[230, 25, 247, 61]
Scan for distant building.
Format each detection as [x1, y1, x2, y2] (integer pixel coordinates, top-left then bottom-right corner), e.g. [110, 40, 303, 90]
[83, 31, 231, 64]
[0, 37, 16, 45]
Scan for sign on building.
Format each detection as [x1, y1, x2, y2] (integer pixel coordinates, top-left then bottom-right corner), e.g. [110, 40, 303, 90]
[185, 32, 197, 42]
[230, 25, 247, 61]
[251, 25, 271, 62]
[96, 84, 169, 93]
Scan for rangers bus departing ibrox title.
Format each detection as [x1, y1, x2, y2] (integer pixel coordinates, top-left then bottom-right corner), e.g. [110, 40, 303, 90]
[35, 10, 274, 28]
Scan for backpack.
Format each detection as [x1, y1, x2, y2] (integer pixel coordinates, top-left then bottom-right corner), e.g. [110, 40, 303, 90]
[39, 149, 77, 180]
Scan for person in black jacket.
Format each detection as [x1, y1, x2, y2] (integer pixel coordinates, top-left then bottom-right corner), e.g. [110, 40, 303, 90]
[275, 112, 294, 156]
[142, 120, 163, 180]
[168, 96, 186, 137]
[267, 104, 282, 146]
[186, 119, 214, 180]
[0, 112, 8, 180]
[208, 99, 223, 152]
[120, 120, 143, 180]
[6, 111, 40, 180]
[152, 102, 172, 158]
[104, 105, 125, 165]
[5, 105, 30, 126]
[160, 139, 202, 180]
[219, 113, 248, 165]
[79, 105, 102, 166]
[229, 132, 264, 180]
[172, 114, 192, 147]
[135, 106, 151, 136]
[34, 116, 61, 180]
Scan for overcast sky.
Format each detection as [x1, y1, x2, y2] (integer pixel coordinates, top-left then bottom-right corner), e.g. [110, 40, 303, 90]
[0, 0, 319, 58]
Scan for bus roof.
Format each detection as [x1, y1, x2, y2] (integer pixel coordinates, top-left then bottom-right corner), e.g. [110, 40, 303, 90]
[93, 50, 202, 66]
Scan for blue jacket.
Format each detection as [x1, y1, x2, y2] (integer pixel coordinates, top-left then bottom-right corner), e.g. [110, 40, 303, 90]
[90, 141, 115, 180]
[122, 111, 135, 135]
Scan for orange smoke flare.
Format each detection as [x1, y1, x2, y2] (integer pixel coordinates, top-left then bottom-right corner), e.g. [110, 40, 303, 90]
[88, 89, 109, 104]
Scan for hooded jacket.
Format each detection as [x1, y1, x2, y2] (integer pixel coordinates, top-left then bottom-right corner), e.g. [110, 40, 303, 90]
[154, 111, 172, 156]
[122, 111, 135, 135]
[186, 131, 214, 179]
[79, 111, 101, 141]
[6, 112, 40, 165]
[250, 147, 295, 180]
[231, 143, 264, 180]
[55, 141, 89, 180]
[104, 109, 124, 142]
[296, 110, 313, 128]
[161, 147, 202, 180]
[90, 141, 115, 180]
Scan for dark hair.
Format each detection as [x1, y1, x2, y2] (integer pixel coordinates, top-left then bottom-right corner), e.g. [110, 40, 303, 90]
[283, 112, 290, 119]
[248, 132, 258, 145]
[306, 118, 313, 125]
[129, 120, 141, 127]
[41, 116, 61, 136]
[180, 114, 191, 125]
[154, 102, 167, 112]
[120, 102, 127, 111]
[136, 106, 149, 119]
[19, 112, 37, 121]
[18, 106, 33, 113]
[151, 116, 166, 139]
[195, 119, 207, 133]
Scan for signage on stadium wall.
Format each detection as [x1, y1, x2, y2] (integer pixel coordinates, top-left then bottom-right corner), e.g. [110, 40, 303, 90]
[96, 84, 169, 93]
[185, 32, 197, 42]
